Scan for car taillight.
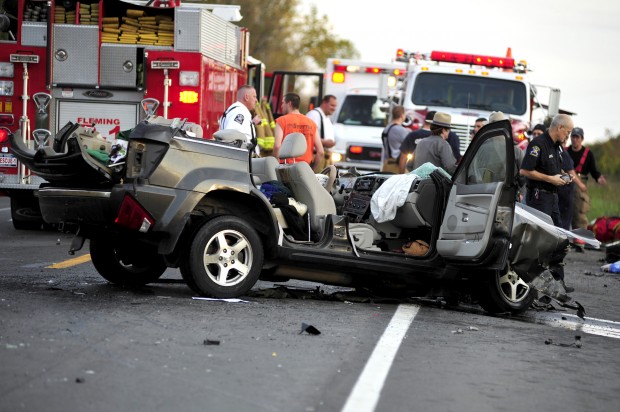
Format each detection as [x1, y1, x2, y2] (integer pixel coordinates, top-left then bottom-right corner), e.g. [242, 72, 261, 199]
[349, 146, 363, 154]
[114, 194, 154, 233]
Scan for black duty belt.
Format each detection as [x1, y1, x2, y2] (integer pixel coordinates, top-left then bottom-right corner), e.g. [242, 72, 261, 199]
[527, 186, 557, 194]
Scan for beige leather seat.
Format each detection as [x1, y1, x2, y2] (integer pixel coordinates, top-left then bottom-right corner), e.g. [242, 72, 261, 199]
[251, 156, 279, 185]
[276, 133, 336, 233]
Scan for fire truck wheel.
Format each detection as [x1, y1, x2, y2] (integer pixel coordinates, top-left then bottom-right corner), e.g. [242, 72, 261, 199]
[478, 266, 535, 315]
[90, 238, 167, 286]
[187, 215, 264, 298]
[10, 195, 43, 231]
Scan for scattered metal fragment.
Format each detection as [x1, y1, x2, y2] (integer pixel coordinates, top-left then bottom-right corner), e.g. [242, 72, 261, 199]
[300, 323, 321, 335]
[203, 339, 220, 346]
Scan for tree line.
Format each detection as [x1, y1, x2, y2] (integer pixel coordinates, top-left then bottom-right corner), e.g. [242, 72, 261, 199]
[195, 0, 359, 70]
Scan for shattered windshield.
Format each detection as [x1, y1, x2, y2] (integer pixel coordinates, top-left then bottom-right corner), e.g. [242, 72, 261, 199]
[412, 72, 527, 115]
[336, 95, 388, 127]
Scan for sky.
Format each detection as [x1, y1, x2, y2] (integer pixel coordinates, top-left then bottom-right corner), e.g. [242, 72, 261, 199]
[306, 0, 620, 144]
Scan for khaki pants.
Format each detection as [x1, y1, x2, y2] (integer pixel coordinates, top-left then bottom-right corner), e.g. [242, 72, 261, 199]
[381, 158, 400, 174]
[313, 151, 332, 173]
[572, 186, 591, 229]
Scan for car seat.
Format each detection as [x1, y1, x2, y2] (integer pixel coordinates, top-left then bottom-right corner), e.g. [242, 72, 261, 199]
[276, 133, 336, 233]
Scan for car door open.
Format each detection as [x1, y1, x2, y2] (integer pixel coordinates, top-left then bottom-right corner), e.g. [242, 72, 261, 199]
[437, 119, 517, 265]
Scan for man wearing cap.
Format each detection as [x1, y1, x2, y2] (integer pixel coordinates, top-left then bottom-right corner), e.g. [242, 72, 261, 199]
[412, 112, 457, 174]
[566, 127, 607, 229]
[531, 123, 546, 139]
[398, 110, 436, 173]
[520, 114, 575, 292]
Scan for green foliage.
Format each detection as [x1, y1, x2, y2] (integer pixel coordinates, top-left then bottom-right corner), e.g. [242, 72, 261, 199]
[192, 0, 359, 71]
[589, 175, 620, 219]
[590, 134, 620, 177]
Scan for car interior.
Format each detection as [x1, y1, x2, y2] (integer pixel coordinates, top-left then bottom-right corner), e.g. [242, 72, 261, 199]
[252, 132, 450, 257]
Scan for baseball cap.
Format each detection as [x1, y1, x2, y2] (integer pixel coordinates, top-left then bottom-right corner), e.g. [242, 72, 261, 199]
[424, 110, 437, 123]
[571, 127, 584, 138]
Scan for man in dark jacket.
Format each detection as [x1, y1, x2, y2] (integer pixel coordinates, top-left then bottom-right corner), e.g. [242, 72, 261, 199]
[566, 127, 607, 229]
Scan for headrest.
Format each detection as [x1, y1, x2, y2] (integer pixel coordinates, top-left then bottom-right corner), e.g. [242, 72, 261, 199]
[183, 122, 203, 138]
[213, 129, 247, 147]
[279, 133, 307, 159]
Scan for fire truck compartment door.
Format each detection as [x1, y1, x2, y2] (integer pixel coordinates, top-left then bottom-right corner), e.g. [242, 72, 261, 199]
[52, 25, 99, 86]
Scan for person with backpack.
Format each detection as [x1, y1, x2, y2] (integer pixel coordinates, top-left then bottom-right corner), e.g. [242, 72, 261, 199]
[567, 127, 607, 229]
[380, 105, 409, 173]
[306, 95, 337, 172]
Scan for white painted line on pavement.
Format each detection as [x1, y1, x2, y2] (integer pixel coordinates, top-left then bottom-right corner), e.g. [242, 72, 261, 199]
[526, 312, 620, 340]
[341, 304, 420, 412]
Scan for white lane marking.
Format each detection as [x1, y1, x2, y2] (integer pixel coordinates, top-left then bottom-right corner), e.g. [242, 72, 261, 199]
[341, 304, 419, 412]
[525, 312, 620, 339]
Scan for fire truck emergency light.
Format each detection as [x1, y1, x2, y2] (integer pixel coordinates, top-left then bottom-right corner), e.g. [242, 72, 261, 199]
[0, 63, 14, 78]
[0, 128, 8, 143]
[179, 91, 198, 104]
[179, 71, 199, 86]
[331, 72, 345, 83]
[430, 51, 515, 69]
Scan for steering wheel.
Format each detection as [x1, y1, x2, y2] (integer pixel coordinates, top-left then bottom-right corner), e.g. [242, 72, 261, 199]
[319, 165, 338, 194]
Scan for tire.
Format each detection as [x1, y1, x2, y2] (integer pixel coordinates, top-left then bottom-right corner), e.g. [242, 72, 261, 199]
[180, 262, 201, 294]
[478, 265, 535, 315]
[11, 195, 43, 230]
[90, 238, 167, 286]
[186, 216, 263, 298]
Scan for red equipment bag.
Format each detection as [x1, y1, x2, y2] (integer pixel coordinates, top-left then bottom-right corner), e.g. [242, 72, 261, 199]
[588, 216, 620, 243]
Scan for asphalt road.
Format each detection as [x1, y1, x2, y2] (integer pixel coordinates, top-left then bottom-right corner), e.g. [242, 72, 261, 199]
[1, 197, 619, 412]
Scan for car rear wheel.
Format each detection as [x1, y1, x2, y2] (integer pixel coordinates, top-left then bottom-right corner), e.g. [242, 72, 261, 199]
[186, 216, 263, 298]
[11, 195, 43, 230]
[478, 265, 534, 315]
[90, 238, 167, 286]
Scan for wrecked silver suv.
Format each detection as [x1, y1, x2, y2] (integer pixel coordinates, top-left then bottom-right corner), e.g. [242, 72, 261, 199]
[11, 116, 596, 314]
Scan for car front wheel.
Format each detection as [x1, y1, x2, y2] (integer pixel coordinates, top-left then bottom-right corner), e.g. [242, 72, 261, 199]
[186, 216, 264, 298]
[478, 265, 534, 315]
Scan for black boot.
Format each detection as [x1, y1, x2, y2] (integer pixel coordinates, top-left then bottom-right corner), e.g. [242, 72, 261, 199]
[560, 279, 575, 293]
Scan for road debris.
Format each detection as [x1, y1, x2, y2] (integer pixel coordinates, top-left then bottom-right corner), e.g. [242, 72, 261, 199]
[203, 339, 220, 346]
[300, 323, 321, 335]
[544, 335, 582, 348]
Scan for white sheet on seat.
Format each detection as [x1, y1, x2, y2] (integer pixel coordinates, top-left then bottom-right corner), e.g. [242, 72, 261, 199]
[370, 174, 419, 223]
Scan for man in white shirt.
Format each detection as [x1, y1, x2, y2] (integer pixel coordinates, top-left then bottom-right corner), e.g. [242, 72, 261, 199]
[306, 94, 337, 172]
[219, 85, 261, 154]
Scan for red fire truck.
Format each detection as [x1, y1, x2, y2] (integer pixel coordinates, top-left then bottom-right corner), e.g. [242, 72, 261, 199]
[0, 0, 264, 229]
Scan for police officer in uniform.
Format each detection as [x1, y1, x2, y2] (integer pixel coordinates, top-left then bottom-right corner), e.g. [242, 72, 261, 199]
[219, 85, 261, 155]
[520, 113, 574, 292]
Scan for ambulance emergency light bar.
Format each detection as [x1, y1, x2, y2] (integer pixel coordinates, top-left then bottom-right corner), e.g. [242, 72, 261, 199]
[331, 62, 405, 84]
